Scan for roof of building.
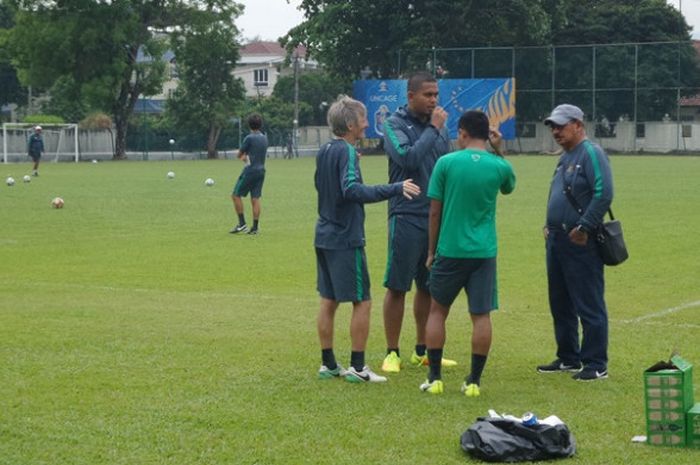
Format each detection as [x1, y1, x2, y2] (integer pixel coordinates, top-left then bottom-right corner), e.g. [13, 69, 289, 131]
[240, 41, 306, 59]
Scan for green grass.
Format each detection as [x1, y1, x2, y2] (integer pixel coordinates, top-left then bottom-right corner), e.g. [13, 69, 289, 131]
[1, 155, 699, 464]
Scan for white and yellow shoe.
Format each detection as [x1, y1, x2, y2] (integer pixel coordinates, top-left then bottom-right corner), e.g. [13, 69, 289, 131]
[419, 379, 444, 394]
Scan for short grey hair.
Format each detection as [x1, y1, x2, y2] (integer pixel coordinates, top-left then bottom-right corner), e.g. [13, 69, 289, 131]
[327, 95, 366, 137]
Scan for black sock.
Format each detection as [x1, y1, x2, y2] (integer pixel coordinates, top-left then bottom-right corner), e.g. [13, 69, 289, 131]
[467, 353, 488, 385]
[238, 214, 245, 225]
[350, 351, 365, 371]
[387, 348, 400, 357]
[252, 219, 259, 230]
[427, 348, 443, 382]
[321, 349, 337, 370]
[415, 344, 427, 357]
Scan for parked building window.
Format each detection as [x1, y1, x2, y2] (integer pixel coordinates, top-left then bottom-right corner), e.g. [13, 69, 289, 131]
[254, 69, 268, 87]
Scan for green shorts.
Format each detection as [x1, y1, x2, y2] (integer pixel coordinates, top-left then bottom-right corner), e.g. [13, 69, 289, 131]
[232, 168, 265, 198]
[428, 256, 497, 313]
[316, 247, 370, 303]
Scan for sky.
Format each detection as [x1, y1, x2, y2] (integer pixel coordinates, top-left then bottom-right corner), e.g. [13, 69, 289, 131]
[236, 0, 700, 42]
[236, 0, 304, 42]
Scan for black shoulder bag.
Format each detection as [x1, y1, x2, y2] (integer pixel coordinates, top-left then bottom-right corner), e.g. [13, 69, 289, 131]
[563, 185, 629, 266]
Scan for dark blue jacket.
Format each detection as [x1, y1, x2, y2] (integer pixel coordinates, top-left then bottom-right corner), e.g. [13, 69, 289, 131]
[382, 106, 450, 218]
[314, 139, 404, 250]
[546, 139, 614, 232]
[28, 133, 44, 155]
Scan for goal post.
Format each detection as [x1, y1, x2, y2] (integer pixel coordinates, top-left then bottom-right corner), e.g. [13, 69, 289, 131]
[2, 123, 79, 163]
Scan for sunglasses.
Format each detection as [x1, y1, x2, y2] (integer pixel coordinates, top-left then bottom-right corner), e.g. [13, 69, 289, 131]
[548, 121, 574, 130]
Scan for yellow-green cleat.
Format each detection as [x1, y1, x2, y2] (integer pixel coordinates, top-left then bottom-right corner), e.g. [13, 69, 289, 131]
[410, 351, 458, 367]
[381, 351, 401, 373]
[419, 379, 444, 394]
[461, 382, 480, 397]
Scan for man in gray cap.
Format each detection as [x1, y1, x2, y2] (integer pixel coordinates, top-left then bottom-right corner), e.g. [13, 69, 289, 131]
[537, 104, 614, 381]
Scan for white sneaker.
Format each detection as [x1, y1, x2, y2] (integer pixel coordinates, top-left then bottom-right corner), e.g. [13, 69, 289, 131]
[345, 365, 387, 383]
[318, 364, 348, 379]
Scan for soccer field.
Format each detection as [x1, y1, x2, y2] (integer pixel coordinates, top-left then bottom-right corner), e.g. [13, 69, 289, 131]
[1, 155, 699, 464]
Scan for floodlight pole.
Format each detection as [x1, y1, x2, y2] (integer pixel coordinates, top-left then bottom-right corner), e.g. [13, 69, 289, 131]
[293, 52, 300, 157]
[2, 124, 7, 164]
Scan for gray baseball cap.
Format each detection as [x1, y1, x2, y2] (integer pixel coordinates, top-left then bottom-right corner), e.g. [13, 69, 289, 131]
[544, 104, 584, 126]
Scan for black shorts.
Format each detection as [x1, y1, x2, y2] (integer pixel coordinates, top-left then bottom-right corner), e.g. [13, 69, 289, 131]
[429, 256, 498, 313]
[232, 169, 265, 198]
[28, 152, 41, 161]
[316, 247, 371, 303]
[383, 214, 429, 292]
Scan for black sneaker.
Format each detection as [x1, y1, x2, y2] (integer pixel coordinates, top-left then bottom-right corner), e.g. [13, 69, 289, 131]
[572, 369, 608, 381]
[246, 228, 258, 235]
[229, 224, 248, 234]
[537, 359, 582, 373]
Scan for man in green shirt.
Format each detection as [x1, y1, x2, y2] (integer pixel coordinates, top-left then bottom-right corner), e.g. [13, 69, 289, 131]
[420, 111, 515, 396]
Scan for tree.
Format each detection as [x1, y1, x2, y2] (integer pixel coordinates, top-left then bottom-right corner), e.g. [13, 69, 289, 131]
[166, 4, 244, 158]
[7, 0, 242, 159]
[282, 0, 552, 79]
[272, 72, 348, 125]
[547, 0, 699, 122]
[0, 2, 25, 111]
[238, 95, 311, 146]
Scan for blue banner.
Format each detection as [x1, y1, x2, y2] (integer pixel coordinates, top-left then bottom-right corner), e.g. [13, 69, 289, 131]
[353, 78, 516, 140]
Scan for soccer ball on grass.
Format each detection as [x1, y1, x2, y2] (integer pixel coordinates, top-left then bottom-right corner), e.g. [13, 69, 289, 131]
[51, 197, 65, 209]
[23, 175, 31, 183]
[205, 178, 215, 186]
[167, 171, 175, 179]
[6, 176, 15, 186]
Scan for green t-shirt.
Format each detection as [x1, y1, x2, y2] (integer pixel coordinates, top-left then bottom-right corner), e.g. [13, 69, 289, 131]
[427, 148, 515, 258]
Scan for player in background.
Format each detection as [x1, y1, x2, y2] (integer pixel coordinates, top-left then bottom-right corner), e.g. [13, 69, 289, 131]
[230, 113, 268, 235]
[28, 126, 44, 177]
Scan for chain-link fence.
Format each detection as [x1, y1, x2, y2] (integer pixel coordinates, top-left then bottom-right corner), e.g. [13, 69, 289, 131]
[398, 41, 700, 152]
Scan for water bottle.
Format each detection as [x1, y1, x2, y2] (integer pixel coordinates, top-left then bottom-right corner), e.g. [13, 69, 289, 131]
[521, 412, 538, 426]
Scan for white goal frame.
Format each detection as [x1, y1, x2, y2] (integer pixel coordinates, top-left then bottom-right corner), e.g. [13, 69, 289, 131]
[2, 123, 79, 163]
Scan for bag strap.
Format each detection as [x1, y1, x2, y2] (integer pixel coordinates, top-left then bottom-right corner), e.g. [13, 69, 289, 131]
[563, 183, 613, 220]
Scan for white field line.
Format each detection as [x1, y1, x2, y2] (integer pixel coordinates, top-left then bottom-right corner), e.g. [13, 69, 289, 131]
[617, 300, 700, 324]
[3, 280, 318, 304]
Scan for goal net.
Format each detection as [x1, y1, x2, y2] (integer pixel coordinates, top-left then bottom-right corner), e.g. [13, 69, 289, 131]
[2, 123, 79, 163]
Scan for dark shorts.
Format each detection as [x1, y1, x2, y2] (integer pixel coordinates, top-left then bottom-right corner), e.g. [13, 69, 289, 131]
[29, 152, 41, 161]
[383, 214, 430, 292]
[429, 256, 498, 313]
[232, 169, 265, 198]
[316, 247, 371, 303]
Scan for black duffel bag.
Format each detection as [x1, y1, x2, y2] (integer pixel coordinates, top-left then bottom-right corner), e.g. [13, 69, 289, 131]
[460, 417, 576, 462]
[595, 211, 628, 266]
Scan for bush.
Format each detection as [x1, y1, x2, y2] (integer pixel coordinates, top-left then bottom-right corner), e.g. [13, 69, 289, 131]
[80, 112, 113, 130]
[23, 114, 65, 124]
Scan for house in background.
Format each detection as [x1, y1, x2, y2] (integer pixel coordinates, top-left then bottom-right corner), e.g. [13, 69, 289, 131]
[136, 41, 315, 112]
[235, 41, 314, 98]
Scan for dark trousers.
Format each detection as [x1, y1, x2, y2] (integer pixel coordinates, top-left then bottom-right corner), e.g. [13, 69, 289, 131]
[546, 230, 608, 371]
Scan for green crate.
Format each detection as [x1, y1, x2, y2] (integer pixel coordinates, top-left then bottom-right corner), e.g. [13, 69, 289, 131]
[686, 403, 700, 448]
[644, 355, 694, 447]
